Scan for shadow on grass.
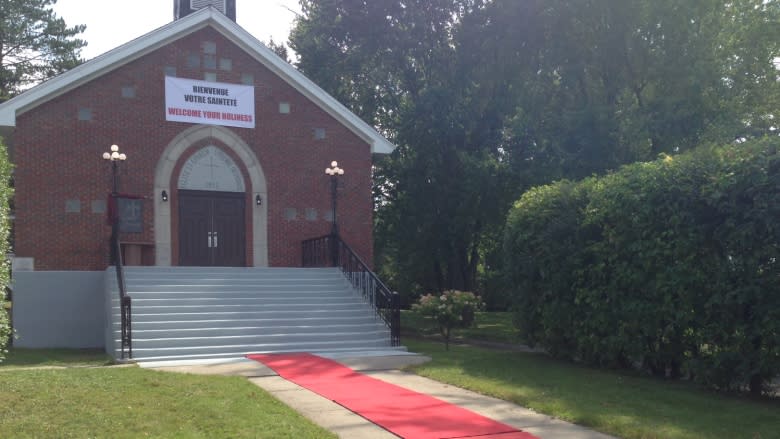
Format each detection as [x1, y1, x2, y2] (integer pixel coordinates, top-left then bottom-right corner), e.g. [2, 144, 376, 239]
[402, 310, 523, 345]
[0, 348, 113, 368]
[406, 339, 780, 439]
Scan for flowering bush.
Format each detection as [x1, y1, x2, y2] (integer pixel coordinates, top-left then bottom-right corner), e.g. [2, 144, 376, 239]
[412, 290, 484, 350]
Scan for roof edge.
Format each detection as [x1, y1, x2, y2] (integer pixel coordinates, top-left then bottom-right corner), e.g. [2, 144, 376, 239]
[0, 8, 396, 155]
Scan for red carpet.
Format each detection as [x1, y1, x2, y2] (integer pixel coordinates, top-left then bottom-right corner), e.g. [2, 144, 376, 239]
[247, 353, 538, 439]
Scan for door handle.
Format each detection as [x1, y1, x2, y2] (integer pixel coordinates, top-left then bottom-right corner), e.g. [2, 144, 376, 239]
[206, 232, 219, 248]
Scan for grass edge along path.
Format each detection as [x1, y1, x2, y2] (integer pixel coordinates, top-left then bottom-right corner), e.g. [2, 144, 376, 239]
[405, 339, 780, 439]
[1, 366, 336, 438]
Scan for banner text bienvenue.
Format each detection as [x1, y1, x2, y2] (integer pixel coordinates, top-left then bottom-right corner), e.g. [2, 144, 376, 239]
[165, 77, 255, 128]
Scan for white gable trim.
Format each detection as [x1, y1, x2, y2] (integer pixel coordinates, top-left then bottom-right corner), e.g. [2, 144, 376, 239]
[0, 8, 395, 155]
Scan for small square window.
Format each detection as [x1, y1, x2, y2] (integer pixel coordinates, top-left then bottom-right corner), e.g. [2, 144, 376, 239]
[65, 199, 81, 213]
[91, 200, 107, 214]
[203, 54, 217, 70]
[279, 102, 290, 114]
[314, 128, 326, 140]
[305, 208, 317, 221]
[204, 72, 217, 82]
[78, 108, 92, 121]
[219, 58, 232, 71]
[241, 73, 254, 85]
[121, 86, 136, 98]
[186, 52, 200, 68]
[284, 208, 298, 221]
[164, 66, 177, 77]
[202, 41, 217, 54]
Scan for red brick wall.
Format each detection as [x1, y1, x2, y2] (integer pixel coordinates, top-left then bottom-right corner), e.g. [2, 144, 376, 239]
[13, 27, 374, 270]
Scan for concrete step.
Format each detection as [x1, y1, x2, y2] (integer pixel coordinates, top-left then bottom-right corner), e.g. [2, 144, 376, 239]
[131, 330, 392, 349]
[113, 290, 357, 300]
[113, 300, 367, 312]
[112, 294, 363, 312]
[118, 280, 347, 294]
[119, 270, 345, 282]
[122, 267, 337, 274]
[106, 266, 398, 362]
[117, 307, 375, 322]
[131, 323, 388, 338]
[123, 339, 395, 360]
[124, 346, 408, 363]
[113, 315, 382, 330]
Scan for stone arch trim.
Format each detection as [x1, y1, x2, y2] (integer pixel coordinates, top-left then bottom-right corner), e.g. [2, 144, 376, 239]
[154, 124, 268, 266]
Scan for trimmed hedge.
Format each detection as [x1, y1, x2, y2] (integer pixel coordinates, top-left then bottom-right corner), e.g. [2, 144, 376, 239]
[0, 137, 11, 363]
[504, 138, 780, 394]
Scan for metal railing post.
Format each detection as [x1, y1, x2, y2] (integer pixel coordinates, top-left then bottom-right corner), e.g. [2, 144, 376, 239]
[391, 292, 401, 346]
[330, 233, 339, 267]
[301, 234, 400, 347]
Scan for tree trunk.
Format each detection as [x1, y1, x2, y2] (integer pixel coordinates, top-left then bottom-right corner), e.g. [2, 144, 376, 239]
[749, 373, 763, 396]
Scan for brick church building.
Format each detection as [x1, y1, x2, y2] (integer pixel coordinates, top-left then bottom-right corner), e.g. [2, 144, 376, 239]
[0, 1, 395, 352]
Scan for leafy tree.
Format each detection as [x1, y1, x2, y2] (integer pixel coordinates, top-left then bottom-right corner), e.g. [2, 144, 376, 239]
[0, 137, 12, 362]
[290, 0, 780, 306]
[485, 0, 779, 181]
[0, 0, 86, 100]
[292, 0, 509, 301]
[265, 38, 291, 64]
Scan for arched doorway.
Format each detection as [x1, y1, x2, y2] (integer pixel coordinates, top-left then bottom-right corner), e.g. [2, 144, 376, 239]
[177, 146, 246, 266]
[153, 125, 268, 267]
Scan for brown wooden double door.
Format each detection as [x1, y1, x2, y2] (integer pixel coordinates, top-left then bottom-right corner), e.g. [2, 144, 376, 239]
[178, 190, 246, 266]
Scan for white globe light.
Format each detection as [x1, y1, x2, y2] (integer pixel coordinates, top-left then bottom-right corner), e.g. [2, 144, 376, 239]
[338, 168, 345, 175]
[102, 152, 111, 160]
[331, 160, 338, 167]
[119, 153, 127, 161]
[111, 151, 120, 159]
[111, 144, 119, 152]
[326, 168, 333, 175]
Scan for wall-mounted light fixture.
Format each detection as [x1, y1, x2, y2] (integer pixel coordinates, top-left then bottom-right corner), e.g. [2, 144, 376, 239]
[161, 190, 168, 202]
[255, 194, 262, 206]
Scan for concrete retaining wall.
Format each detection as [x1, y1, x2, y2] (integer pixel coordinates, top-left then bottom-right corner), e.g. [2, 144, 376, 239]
[11, 271, 105, 348]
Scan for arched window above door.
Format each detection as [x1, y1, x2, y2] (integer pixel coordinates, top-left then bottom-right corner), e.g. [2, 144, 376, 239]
[178, 145, 245, 192]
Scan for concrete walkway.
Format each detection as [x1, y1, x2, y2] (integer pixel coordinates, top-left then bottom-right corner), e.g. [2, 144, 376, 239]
[149, 354, 616, 439]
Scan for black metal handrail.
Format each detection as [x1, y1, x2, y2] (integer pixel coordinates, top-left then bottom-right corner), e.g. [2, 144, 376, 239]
[302, 234, 400, 347]
[113, 236, 132, 359]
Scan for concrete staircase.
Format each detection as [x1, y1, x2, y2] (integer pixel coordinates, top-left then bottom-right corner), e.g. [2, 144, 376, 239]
[105, 267, 402, 362]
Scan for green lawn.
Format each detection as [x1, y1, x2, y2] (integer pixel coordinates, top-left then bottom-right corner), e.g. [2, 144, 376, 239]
[0, 367, 335, 438]
[0, 349, 335, 438]
[406, 339, 780, 439]
[402, 310, 521, 344]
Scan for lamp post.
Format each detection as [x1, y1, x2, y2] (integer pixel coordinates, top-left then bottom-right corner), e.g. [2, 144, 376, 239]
[103, 144, 126, 265]
[325, 161, 344, 266]
[325, 160, 345, 236]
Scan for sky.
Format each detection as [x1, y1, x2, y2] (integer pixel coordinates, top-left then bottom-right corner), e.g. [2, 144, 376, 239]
[52, 0, 302, 60]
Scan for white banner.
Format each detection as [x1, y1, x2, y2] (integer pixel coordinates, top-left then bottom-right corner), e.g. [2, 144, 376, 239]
[165, 77, 255, 128]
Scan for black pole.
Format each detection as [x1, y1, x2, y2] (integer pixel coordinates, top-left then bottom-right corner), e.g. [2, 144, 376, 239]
[330, 174, 338, 236]
[110, 160, 119, 265]
[330, 173, 338, 266]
